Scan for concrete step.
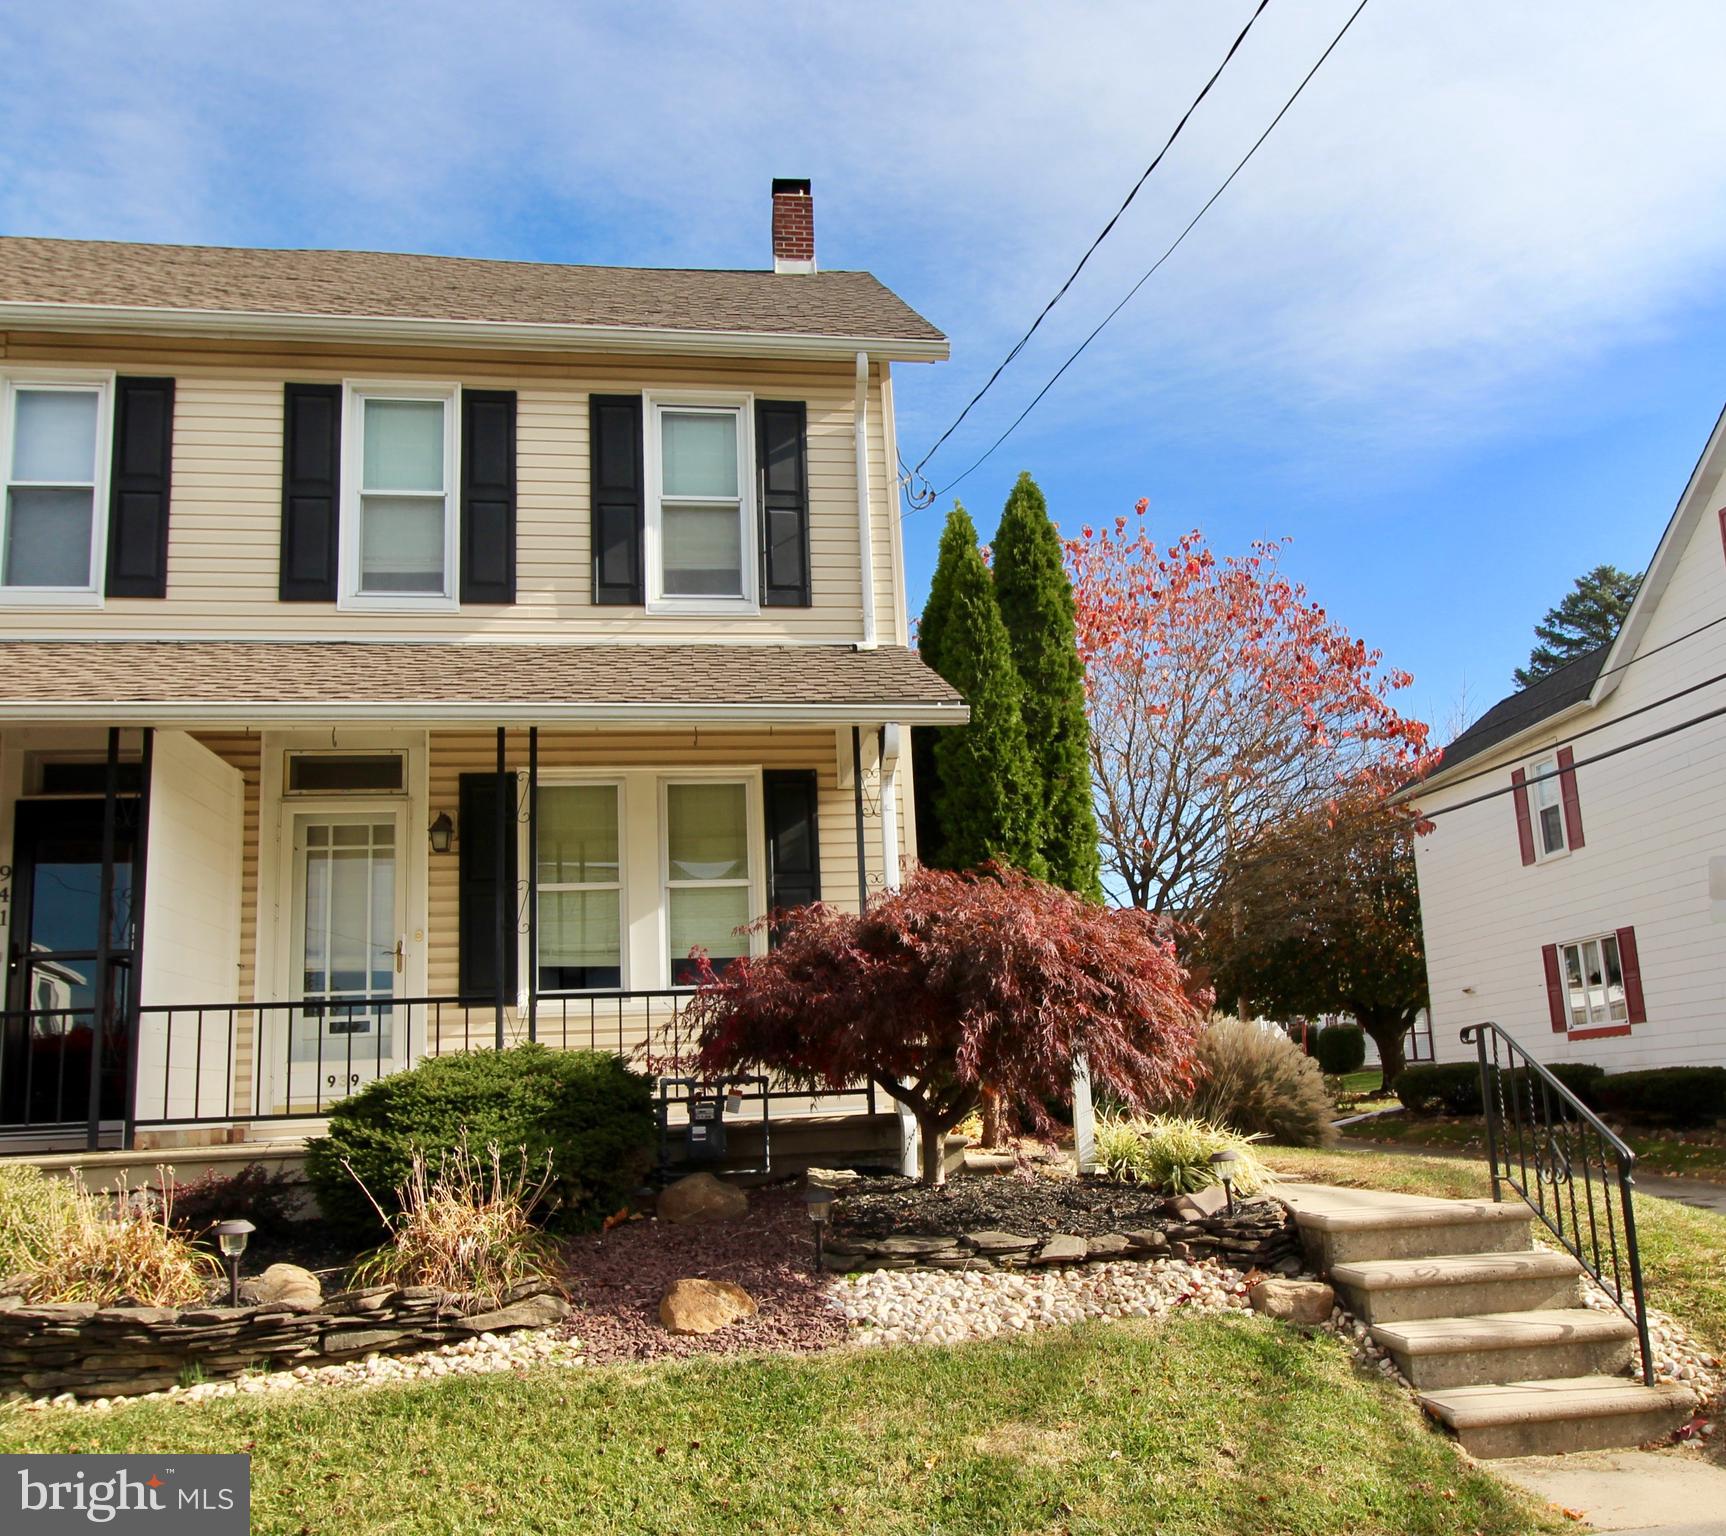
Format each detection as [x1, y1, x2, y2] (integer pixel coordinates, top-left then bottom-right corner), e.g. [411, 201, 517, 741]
[1418, 1375, 1695, 1459]
[1329, 1249, 1583, 1324]
[1284, 1192, 1532, 1268]
[1371, 1308, 1637, 1390]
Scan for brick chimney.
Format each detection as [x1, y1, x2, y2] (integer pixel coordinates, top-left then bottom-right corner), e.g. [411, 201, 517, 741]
[771, 178, 815, 274]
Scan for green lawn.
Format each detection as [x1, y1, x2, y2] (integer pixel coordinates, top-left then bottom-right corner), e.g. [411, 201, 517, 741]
[1264, 1144, 1726, 1354]
[0, 1315, 1554, 1536]
[1343, 1111, 1726, 1180]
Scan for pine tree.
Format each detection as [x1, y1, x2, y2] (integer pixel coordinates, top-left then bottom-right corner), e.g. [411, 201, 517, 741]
[991, 473, 1103, 899]
[1514, 564, 1641, 688]
[915, 504, 1044, 875]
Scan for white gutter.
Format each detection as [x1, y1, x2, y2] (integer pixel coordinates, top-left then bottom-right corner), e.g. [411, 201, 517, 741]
[0, 301, 950, 365]
[0, 700, 971, 728]
[855, 351, 878, 649]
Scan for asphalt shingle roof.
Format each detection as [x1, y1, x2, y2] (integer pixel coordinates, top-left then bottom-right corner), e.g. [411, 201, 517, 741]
[1434, 644, 1610, 778]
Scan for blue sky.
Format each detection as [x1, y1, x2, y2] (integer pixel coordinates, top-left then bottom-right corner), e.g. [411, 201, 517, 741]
[6, 1, 1725, 735]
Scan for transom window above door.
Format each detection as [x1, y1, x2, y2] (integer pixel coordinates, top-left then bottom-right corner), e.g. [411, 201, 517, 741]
[647, 397, 754, 611]
[342, 385, 458, 609]
[0, 378, 108, 601]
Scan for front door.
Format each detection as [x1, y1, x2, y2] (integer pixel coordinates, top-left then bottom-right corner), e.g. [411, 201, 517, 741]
[2, 798, 135, 1130]
[284, 809, 405, 1107]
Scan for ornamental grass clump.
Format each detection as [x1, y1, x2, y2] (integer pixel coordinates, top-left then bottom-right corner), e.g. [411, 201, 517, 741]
[15, 1175, 219, 1307]
[0, 1163, 81, 1279]
[1176, 1017, 1336, 1148]
[349, 1141, 561, 1302]
[1096, 1113, 1270, 1197]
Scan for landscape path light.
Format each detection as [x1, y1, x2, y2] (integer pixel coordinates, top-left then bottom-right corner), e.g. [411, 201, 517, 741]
[804, 1184, 835, 1270]
[1209, 1150, 1239, 1216]
[213, 1218, 255, 1307]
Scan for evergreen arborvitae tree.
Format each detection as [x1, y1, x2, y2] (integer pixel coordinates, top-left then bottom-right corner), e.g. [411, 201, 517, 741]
[915, 504, 1044, 875]
[1514, 564, 1641, 688]
[992, 472, 1103, 900]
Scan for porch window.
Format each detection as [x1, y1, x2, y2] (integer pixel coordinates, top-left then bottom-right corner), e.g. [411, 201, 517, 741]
[536, 784, 623, 990]
[343, 386, 457, 606]
[1530, 756, 1567, 859]
[665, 781, 752, 984]
[1559, 933, 1626, 1030]
[1, 379, 106, 597]
[648, 399, 754, 608]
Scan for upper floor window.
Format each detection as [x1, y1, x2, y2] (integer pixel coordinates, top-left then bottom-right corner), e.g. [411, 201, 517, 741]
[646, 395, 755, 613]
[1529, 755, 1567, 859]
[1, 376, 110, 603]
[341, 384, 458, 610]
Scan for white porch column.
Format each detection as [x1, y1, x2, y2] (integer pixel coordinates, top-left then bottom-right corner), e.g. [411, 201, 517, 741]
[879, 724, 901, 891]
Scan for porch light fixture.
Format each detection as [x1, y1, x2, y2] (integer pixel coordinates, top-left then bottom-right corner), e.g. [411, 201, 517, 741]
[804, 1184, 835, 1270]
[428, 811, 454, 854]
[213, 1218, 255, 1307]
[1209, 1150, 1239, 1217]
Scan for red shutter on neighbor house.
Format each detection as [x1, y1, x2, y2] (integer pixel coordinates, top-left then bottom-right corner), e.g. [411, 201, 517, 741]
[1616, 926, 1647, 1025]
[1542, 943, 1568, 1032]
[1557, 746, 1585, 849]
[1512, 768, 1536, 866]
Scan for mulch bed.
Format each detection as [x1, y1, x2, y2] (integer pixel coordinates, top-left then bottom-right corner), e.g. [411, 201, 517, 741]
[554, 1185, 848, 1363]
[833, 1172, 1175, 1241]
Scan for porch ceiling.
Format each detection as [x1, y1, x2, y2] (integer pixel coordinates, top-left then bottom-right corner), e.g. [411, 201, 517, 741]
[0, 640, 968, 726]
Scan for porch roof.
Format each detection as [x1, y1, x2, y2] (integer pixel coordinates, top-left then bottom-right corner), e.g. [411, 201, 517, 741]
[0, 640, 968, 726]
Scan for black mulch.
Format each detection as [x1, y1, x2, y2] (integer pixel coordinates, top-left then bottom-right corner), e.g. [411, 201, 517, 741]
[833, 1173, 1174, 1240]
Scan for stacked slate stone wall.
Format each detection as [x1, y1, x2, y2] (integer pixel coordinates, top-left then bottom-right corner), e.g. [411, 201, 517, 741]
[0, 1280, 568, 1400]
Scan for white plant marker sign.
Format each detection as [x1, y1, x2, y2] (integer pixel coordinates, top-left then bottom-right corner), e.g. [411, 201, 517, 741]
[1072, 1054, 1096, 1173]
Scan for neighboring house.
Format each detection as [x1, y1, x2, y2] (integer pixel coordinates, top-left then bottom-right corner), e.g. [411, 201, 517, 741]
[0, 180, 965, 1151]
[1405, 403, 1726, 1070]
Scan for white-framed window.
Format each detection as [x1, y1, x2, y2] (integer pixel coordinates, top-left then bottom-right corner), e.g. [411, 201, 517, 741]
[1529, 756, 1568, 860]
[663, 778, 756, 985]
[536, 781, 625, 992]
[645, 393, 756, 613]
[0, 373, 112, 604]
[340, 382, 458, 609]
[1559, 933, 1627, 1030]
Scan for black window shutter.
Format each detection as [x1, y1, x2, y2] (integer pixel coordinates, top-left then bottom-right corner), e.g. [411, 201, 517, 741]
[763, 770, 822, 942]
[279, 383, 341, 601]
[590, 394, 644, 605]
[756, 400, 810, 607]
[460, 390, 517, 604]
[105, 376, 175, 598]
[458, 772, 519, 999]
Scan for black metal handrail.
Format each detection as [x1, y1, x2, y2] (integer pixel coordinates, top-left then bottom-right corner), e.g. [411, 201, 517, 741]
[1462, 1021, 1653, 1386]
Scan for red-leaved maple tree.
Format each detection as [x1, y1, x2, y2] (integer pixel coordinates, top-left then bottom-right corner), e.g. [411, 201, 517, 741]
[688, 864, 1208, 1184]
[1066, 508, 1438, 919]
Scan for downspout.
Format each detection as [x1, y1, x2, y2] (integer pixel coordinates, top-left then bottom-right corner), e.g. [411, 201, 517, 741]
[854, 351, 877, 649]
[879, 725, 901, 891]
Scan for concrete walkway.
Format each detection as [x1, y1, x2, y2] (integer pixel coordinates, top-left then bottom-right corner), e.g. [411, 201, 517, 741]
[1495, 1449, 1726, 1535]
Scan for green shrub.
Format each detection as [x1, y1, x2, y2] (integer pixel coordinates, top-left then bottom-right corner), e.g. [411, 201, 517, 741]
[1312, 1025, 1366, 1076]
[1172, 1018, 1336, 1147]
[1394, 1063, 1484, 1116]
[1594, 1067, 1726, 1129]
[1096, 1113, 1270, 1196]
[306, 1045, 654, 1238]
[0, 1164, 80, 1279]
[1502, 1062, 1606, 1113]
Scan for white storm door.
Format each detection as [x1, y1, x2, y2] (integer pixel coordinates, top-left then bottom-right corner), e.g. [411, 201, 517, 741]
[287, 809, 405, 1102]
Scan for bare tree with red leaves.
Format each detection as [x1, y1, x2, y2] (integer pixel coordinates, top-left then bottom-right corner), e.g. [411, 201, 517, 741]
[688, 865, 1208, 1185]
[1067, 509, 1437, 921]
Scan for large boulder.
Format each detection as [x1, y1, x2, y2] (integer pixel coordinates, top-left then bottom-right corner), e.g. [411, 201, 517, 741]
[239, 1263, 322, 1311]
[656, 1172, 748, 1225]
[658, 1279, 758, 1335]
[1248, 1278, 1335, 1326]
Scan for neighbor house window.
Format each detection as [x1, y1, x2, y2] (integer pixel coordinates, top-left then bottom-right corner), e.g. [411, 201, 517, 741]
[647, 398, 753, 607]
[343, 386, 456, 605]
[1530, 756, 1567, 859]
[1, 378, 107, 598]
[665, 781, 753, 984]
[537, 784, 623, 990]
[1560, 933, 1626, 1030]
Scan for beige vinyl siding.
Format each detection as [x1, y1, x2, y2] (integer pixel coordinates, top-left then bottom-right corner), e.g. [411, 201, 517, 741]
[0, 334, 906, 644]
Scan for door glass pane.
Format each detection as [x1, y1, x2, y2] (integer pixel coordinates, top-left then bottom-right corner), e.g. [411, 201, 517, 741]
[538, 786, 619, 884]
[360, 495, 445, 592]
[660, 411, 737, 496]
[362, 398, 444, 491]
[662, 504, 742, 595]
[669, 885, 749, 982]
[539, 889, 622, 989]
[12, 390, 97, 482]
[667, 784, 747, 880]
[297, 819, 395, 1052]
[301, 849, 329, 995]
[5, 487, 94, 587]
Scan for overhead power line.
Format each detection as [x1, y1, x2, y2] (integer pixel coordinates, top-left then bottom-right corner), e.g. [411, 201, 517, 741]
[905, 0, 1374, 512]
[906, 0, 1275, 485]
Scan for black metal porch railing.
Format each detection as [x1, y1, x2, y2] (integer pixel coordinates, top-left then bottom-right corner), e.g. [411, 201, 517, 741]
[1462, 1021, 1653, 1386]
